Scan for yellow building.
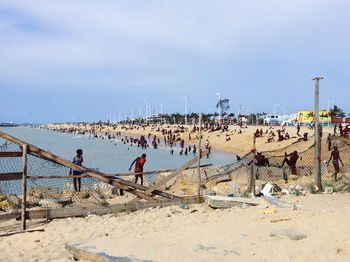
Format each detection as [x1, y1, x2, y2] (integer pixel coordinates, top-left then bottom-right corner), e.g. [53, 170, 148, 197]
[297, 110, 330, 123]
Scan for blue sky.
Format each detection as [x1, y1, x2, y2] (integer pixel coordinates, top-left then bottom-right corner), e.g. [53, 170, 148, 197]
[1, 0, 349, 123]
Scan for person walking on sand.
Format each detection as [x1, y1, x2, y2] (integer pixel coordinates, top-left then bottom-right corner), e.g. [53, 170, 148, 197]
[129, 154, 147, 185]
[297, 124, 301, 136]
[327, 146, 344, 181]
[69, 149, 83, 192]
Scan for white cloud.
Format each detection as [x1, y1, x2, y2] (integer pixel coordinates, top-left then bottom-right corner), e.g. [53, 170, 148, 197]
[0, 0, 349, 89]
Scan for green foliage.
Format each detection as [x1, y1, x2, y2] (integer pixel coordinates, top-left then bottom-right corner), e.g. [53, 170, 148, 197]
[113, 207, 122, 217]
[125, 203, 136, 213]
[290, 187, 301, 196]
[241, 191, 250, 198]
[307, 184, 317, 194]
[323, 182, 334, 188]
[216, 98, 230, 116]
[330, 105, 345, 118]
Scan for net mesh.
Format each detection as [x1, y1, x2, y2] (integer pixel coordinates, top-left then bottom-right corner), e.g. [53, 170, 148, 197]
[0, 137, 139, 213]
[1, 134, 350, 218]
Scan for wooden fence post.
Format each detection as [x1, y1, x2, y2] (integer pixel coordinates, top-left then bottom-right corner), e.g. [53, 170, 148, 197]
[21, 144, 28, 230]
[197, 113, 202, 203]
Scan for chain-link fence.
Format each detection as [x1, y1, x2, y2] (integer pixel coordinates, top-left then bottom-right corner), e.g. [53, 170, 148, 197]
[1, 132, 350, 223]
[162, 135, 350, 198]
[0, 137, 141, 214]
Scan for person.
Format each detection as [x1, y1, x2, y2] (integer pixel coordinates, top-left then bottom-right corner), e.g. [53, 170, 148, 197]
[327, 146, 344, 181]
[254, 129, 260, 137]
[297, 124, 301, 136]
[327, 133, 332, 151]
[282, 151, 299, 175]
[207, 146, 211, 158]
[69, 149, 83, 192]
[205, 139, 209, 149]
[285, 132, 290, 139]
[277, 130, 284, 141]
[129, 154, 147, 185]
[303, 132, 308, 141]
[249, 150, 270, 167]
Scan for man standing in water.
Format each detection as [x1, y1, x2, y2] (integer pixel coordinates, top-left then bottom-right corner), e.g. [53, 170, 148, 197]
[327, 146, 344, 181]
[69, 149, 83, 192]
[129, 153, 147, 185]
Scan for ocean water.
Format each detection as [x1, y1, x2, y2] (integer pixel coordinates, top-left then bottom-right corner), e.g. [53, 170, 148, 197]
[0, 126, 235, 175]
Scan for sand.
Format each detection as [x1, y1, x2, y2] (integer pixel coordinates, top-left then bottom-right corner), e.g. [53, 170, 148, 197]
[43, 123, 338, 156]
[1, 193, 350, 261]
[1, 124, 348, 261]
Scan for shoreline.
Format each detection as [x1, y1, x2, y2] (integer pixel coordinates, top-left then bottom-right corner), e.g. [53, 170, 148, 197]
[40, 123, 334, 157]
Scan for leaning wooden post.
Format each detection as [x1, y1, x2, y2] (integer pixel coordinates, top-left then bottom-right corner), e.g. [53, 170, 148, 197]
[21, 144, 28, 231]
[197, 113, 202, 203]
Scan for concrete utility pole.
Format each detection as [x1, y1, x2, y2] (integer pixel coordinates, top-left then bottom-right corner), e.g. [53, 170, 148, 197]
[313, 77, 323, 189]
[197, 113, 202, 203]
[183, 97, 188, 125]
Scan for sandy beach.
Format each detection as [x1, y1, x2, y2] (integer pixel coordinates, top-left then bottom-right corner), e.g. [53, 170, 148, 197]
[0, 124, 348, 261]
[1, 193, 350, 261]
[43, 123, 335, 156]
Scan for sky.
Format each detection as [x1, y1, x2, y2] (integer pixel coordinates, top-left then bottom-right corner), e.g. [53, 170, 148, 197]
[1, 0, 350, 123]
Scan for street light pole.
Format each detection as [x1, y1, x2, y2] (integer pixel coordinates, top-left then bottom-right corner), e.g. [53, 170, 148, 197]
[313, 76, 323, 190]
[183, 97, 188, 125]
[160, 104, 163, 124]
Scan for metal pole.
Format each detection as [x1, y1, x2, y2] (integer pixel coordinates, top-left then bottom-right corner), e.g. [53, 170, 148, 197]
[160, 104, 163, 124]
[21, 144, 28, 230]
[313, 77, 323, 189]
[183, 97, 188, 125]
[197, 113, 202, 203]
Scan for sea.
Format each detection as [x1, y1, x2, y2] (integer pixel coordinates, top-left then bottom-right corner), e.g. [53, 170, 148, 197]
[0, 127, 235, 195]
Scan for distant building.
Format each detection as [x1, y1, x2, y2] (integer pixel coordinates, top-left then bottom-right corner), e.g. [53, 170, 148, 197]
[263, 114, 296, 125]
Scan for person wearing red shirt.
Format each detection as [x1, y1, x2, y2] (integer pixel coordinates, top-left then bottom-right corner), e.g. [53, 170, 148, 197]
[129, 154, 147, 185]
